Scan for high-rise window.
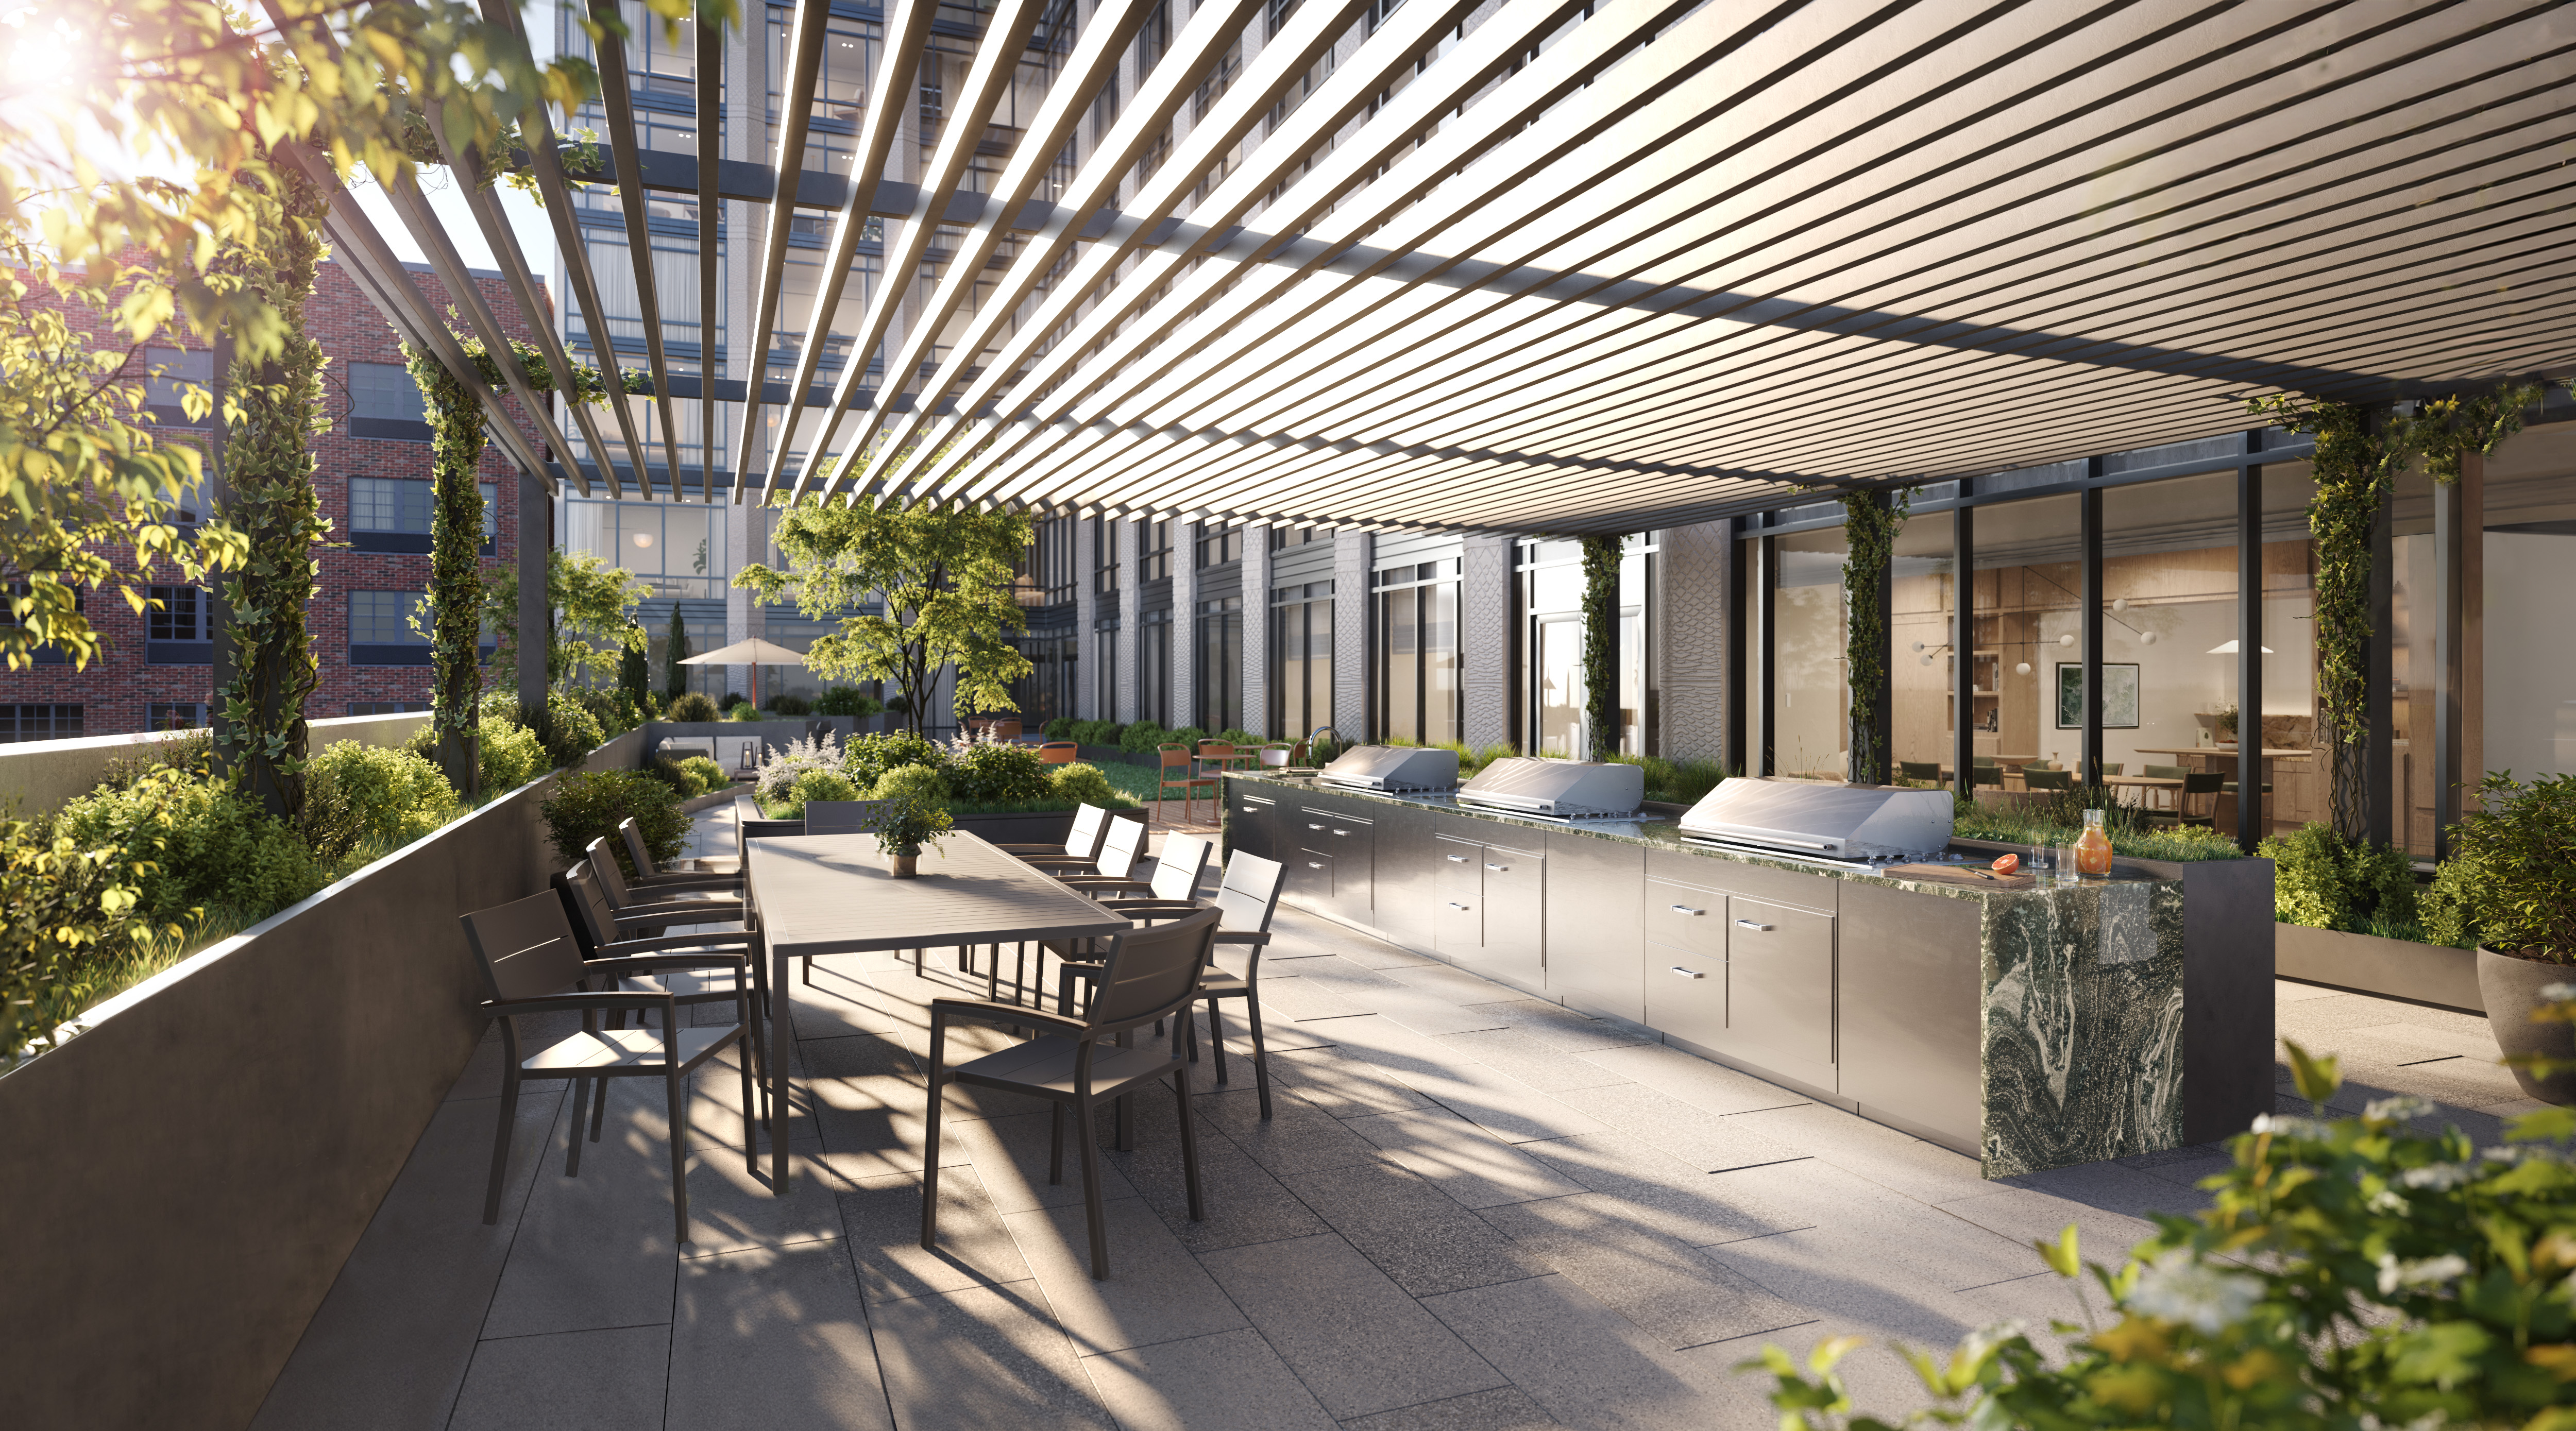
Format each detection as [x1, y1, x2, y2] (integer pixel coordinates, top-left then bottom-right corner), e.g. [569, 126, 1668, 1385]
[1270, 525, 1325, 551]
[348, 362, 428, 438]
[1139, 519, 1173, 582]
[1094, 616, 1119, 719]
[0, 705, 82, 742]
[1195, 523, 1242, 568]
[1272, 582, 1333, 740]
[1092, 517, 1120, 595]
[351, 478, 495, 555]
[1376, 561, 1460, 746]
[1140, 610, 1171, 727]
[146, 585, 212, 665]
[349, 590, 492, 667]
[1197, 597, 1241, 734]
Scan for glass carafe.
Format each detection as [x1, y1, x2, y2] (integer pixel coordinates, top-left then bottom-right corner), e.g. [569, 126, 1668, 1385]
[2073, 808, 2115, 878]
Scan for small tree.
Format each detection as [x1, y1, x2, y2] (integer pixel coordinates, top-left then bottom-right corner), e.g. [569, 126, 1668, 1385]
[479, 548, 648, 691]
[620, 642, 650, 712]
[1578, 535, 1621, 762]
[665, 606, 690, 702]
[734, 491, 1032, 736]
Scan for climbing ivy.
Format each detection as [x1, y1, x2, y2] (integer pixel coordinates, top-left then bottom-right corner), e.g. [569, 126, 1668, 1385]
[210, 163, 332, 820]
[1841, 487, 1911, 786]
[403, 323, 647, 797]
[1578, 535, 1622, 762]
[2247, 384, 2540, 839]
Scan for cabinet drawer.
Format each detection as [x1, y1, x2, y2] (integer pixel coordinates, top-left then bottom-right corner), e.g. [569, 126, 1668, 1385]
[1647, 847, 1838, 915]
[1434, 838, 1482, 956]
[1228, 792, 1276, 861]
[1646, 942, 1726, 1049]
[1644, 878, 1724, 959]
[1725, 896, 1836, 1079]
[1287, 849, 1335, 906]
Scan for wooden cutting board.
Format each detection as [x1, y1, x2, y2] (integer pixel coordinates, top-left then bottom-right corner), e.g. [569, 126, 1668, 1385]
[1883, 862, 2036, 890]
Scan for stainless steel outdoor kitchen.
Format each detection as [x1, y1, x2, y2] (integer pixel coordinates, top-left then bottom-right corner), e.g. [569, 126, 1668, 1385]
[1226, 753, 2274, 1178]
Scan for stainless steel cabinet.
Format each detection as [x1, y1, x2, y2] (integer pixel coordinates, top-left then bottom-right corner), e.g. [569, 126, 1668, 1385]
[1226, 783, 1276, 863]
[1295, 803, 1373, 925]
[1724, 895, 1837, 1094]
[1429, 831, 1543, 990]
[1435, 838, 1482, 956]
[1547, 832, 1645, 1022]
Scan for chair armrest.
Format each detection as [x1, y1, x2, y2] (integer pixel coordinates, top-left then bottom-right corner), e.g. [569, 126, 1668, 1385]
[1059, 876, 1150, 894]
[613, 900, 747, 925]
[1211, 930, 1272, 946]
[1095, 898, 1202, 914]
[598, 932, 757, 959]
[991, 842, 1077, 855]
[1016, 855, 1101, 873]
[586, 951, 751, 976]
[928, 998, 1086, 1038]
[631, 874, 745, 892]
[482, 991, 675, 1017]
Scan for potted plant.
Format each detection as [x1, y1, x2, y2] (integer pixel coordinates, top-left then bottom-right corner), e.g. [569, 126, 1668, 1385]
[2213, 701, 2240, 744]
[2449, 771, 2576, 1102]
[867, 781, 953, 879]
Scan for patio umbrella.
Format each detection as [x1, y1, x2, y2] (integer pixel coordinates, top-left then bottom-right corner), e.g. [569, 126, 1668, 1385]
[680, 637, 807, 709]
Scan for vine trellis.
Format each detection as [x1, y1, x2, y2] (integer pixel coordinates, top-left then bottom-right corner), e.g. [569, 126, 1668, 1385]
[1841, 486, 1912, 787]
[2247, 382, 2541, 840]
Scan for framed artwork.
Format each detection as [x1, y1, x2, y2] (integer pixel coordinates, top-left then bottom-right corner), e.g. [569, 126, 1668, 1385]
[2056, 662, 2140, 729]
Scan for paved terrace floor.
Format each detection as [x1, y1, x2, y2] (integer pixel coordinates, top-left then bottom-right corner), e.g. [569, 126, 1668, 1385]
[251, 806, 2546, 1430]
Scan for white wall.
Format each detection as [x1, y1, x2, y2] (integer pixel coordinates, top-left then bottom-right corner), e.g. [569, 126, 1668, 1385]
[2486, 531, 2576, 777]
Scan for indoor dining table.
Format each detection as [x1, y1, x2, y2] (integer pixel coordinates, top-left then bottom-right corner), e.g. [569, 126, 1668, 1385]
[742, 830, 1136, 1190]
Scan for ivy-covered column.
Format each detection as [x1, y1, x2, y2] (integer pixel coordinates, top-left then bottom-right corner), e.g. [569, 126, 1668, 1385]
[1841, 489, 1908, 787]
[210, 165, 331, 820]
[1578, 534, 1621, 762]
[405, 347, 487, 799]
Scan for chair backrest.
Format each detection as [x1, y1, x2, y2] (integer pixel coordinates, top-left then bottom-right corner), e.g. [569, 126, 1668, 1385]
[1212, 851, 1286, 936]
[2143, 763, 2190, 780]
[585, 837, 640, 908]
[2182, 772, 2225, 793]
[1094, 811, 1146, 880]
[1972, 755, 1997, 768]
[2095, 762, 2123, 778]
[1897, 761, 1940, 780]
[2024, 769, 2072, 791]
[1039, 741, 1080, 765]
[1148, 830, 1214, 902]
[617, 816, 663, 880]
[554, 859, 620, 956]
[1060, 803, 1109, 861]
[462, 889, 587, 1001]
[2023, 759, 2058, 772]
[805, 799, 885, 836]
[1972, 765, 2003, 786]
[1088, 904, 1222, 1030]
[1159, 744, 1192, 770]
[1198, 739, 1233, 758]
[739, 814, 806, 865]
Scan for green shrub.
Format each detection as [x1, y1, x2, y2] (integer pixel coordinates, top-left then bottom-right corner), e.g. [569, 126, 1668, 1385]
[756, 733, 848, 802]
[53, 768, 329, 929]
[2439, 771, 2576, 958]
[1059, 718, 1122, 746]
[100, 728, 215, 789]
[1216, 727, 1259, 747]
[536, 692, 607, 769]
[1748, 1040, 2576, 1431]
[1164, 725, 1207, 751]
[1605, 752, 1730, 805]
[1118, 721, 1168, 754]
[1048, 762, 1118, 806]
[814, 686, 883, 718]
[843, 731, 946, 792]
[478, 720, 546, 795]
[539, 769, 687, 878]
[298, 741, 457, 861]
[951, 741, 1052, 803]
[871, 762, 950, 804]
[791, 769, 859, 806]
[2422, 853, 2481, 949]
[1043, 717, 1077, 740]
[681, 756, 727, 792]
[665, 691, 719, 722]
[649, 753, 706, 798]
[1, 817, 176, 1063]
[766, 693, 812, 716]
[728, 703, 765, 721]
[719, 691, 747, 711]
[2258, 822, 2418, 934]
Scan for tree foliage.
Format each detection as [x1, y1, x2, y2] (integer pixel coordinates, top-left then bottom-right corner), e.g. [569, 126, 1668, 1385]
[734, 495, 1035, 734]
[1841, 489, 1910, 787]
[480, 548, 649, 691]
[1577, 535, 1621, 763]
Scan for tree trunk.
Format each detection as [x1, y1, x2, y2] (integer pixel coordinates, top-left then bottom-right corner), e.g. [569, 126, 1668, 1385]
[409, 352, 487, 799]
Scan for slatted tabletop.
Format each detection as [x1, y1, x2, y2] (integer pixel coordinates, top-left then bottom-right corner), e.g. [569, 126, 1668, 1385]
[742, 831, 1133, 1189]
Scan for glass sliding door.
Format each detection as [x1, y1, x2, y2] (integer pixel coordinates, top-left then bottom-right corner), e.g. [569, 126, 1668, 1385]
[1889, 511, 1956, 789]
[1968, 495, 2083, 779]
[1771, 527, 1850, 781]
[1270, 584, 1332, 741]
[1197, 598, 1241, 734]
[1375, 561, 1460, 745]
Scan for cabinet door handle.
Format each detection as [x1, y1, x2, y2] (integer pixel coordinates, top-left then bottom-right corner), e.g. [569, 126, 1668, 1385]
[1446, 854, 1469, 862]
[1669, 965, 1705, 980]
[1307, 861, 1325, 870]
[1331, 828, 1350, 837]
[1307, 822, 1326, 830]
[1670, 904, 1703, 916]
[1485, 863, 1508, 872]
[1447, 901, 1469, 910]
[1735, 919, 1773, 931]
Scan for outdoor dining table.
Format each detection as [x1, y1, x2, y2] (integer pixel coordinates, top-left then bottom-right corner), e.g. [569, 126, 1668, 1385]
[742, 830, 1137, 1191]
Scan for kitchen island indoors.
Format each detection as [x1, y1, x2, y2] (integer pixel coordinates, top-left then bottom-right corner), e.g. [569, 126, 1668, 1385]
[1223, 772, 2274, 1178]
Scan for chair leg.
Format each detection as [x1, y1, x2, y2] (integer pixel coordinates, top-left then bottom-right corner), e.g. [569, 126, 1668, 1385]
[919, 1074, 947, 1251]
[589, 1059, 613, 1142]
[1075, 1099, 1110, 1280]
[1172, 1049, 1206, 1223]
[668, 1064, 692, 1247]
[565, 1077, 591, 1177]
[1245, 994, 1273, 1121]
[734, 1029, 757, 1178]
[1048, 1102, 1066, 1185]
[483, 1067, 521, 1224]
[1207, 998, 1228, 1085]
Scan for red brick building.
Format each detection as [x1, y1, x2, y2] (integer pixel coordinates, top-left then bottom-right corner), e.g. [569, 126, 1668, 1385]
[3, 260, 550, 740]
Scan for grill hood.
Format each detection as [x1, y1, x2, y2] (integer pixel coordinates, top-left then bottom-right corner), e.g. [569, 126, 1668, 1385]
[1455, 757, 1644, 819]
[1676, 779, 1953, 861]
[1316, 744, 1460, 792]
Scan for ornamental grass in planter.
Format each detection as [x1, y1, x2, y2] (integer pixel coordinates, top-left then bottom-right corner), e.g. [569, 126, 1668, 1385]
[2445, 772, 2576, 1103]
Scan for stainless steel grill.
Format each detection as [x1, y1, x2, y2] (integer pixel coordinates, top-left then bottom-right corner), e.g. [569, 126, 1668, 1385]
[1454, 757, 1644, 820]
[1315, 745, 1460, 792]
[1675, 780, 1954, 868]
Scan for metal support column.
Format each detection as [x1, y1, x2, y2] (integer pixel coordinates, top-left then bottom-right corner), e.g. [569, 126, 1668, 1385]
[1953, 492, 1976, 798]
[2080, 472, 2105, 786]
[1755, 532, 1775, 777]
[517, 469, 550, 712]
[2235, 434, 2265, 851]
[2431, 451, 2475, 861]
[1724, 516, 1747, 777]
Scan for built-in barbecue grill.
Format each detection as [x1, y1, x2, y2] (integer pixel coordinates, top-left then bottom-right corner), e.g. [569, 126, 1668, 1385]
[1454, 757, 1645, 820]
[1675, 779, 1953, 867]
[1315, 744, 1461, 792]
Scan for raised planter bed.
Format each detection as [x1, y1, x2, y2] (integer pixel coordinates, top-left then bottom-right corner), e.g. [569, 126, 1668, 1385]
[2275, 922, 2482, 1015]
[0, 725, 644, 1430]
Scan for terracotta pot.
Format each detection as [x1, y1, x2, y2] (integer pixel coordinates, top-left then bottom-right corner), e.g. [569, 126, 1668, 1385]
[2477, 947, 2576, 1104]
[889, 854, 919, 879]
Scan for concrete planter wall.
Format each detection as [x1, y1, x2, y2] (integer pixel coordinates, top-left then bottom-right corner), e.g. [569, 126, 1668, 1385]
[0, 724, 645, 1430]
[0, 709, 433, 818]
[2275, 922, 2483, 1014]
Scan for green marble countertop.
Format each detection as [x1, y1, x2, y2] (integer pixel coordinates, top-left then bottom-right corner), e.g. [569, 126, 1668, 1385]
[1222, 771, 2178, 905]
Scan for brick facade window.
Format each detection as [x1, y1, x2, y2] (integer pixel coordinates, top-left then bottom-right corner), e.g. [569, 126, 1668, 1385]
[145, 585, 214, 666]
[0, 705, 83, 742]
[350, 478, 494, 555]
[349, 701, 430, 716]
[349, 591, 432, 666]
[146, 703, 209, 730]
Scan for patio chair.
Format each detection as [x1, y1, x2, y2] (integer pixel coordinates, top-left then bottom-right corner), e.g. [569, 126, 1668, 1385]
[992, 802, 1113, 868]
[617, 817, 744, 896]
[1061, 850, 1288, 1118]
[1037, 740, 1080, 765]
[2172, 772, 2224, 827]
[1061, 829, 1213, 904]
[921, 904, 1222, 1279]
[1157, 744, 1216, 823]
[557, 856, 768, 1130]
[804, 799, 885, 836]
[1972, 764, 2004, 788]
[460, 890, 754, 1242]
[1019, 807, 1144, 882]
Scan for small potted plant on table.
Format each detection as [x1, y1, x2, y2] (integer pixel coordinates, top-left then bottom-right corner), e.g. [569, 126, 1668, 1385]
[2443, 772, 2576, 1102]
[868, 780, 954, 879]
